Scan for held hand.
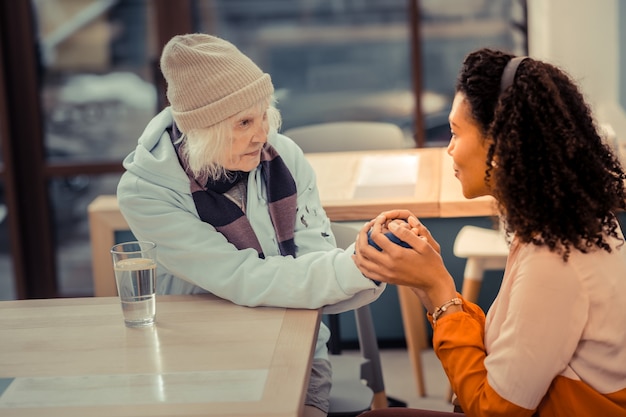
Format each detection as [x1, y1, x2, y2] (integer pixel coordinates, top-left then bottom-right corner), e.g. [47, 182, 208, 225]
[403, 220, 441, 255]
[354, 217, 455, 300]
[371, 209, 419, 230]
[369, 211, 440, 254]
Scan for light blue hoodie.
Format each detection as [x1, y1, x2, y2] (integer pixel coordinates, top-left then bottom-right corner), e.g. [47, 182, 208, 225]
[117, 107, 385, 359]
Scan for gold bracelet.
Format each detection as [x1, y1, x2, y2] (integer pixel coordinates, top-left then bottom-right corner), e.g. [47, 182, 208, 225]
[432, 297, 462, 325]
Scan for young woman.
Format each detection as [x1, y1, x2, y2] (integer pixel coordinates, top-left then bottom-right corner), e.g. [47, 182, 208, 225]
[354, 48, 626, 417]
[117, 33, 385, 417]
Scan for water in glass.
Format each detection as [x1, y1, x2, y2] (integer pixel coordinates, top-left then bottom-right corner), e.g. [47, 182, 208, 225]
[114, 258, 156, 327]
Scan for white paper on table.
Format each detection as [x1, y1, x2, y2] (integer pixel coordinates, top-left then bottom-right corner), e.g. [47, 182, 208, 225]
[353, 154, 420, 199]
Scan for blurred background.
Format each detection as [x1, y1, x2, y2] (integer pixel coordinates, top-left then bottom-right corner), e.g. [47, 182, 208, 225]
[0, 0, 527, 302]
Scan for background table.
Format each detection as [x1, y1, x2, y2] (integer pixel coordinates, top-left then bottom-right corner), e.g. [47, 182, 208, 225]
[305, 148, 441, 221]
[0, 294, 320, 417]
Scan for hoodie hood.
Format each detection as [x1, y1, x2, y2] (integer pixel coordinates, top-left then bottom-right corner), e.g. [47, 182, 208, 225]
[122, 107, 192, 193]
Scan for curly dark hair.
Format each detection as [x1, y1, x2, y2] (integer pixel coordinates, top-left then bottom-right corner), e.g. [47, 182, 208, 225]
[456, 48, 626, 260]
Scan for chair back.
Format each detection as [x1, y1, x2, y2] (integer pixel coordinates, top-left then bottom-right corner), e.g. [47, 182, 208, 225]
[283, 121, 407, 153]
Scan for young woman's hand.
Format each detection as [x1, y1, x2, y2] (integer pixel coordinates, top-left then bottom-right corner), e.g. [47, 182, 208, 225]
[353, 210, 456, 312]
[365, 209, 441, 253]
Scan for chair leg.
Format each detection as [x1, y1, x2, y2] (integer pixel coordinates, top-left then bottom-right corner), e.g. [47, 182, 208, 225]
[397, 285, 427, 397]
[460, 257, 485, 304]
[327, 314, 342, 354]
[460, 277, 482, 305]
[447, 386, 455, 403]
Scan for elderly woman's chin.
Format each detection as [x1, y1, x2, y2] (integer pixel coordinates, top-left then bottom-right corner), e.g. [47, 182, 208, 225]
[241, 154, 262, 171]
[222, 152, 261, 172]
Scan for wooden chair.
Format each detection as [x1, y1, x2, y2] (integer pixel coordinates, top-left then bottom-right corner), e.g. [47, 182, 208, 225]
[88, 195, 129, 297]
[453, 225, 508, 305]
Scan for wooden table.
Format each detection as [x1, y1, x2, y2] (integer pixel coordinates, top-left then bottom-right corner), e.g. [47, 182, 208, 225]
[307, 147, 498, 220]
[0, 294, 321, 417]
[305, 148, 441, 221]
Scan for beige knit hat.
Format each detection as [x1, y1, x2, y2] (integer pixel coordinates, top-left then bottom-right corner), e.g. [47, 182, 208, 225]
[160, 33, 274, 133]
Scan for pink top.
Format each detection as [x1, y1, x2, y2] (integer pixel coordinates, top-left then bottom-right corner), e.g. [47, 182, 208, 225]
[433, 226, 626, 416]
[484, 231, 626, 408]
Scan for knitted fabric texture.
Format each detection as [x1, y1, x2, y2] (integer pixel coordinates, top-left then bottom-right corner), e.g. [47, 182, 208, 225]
[171, 128, 297, 258]
[160, 33, 274, 133]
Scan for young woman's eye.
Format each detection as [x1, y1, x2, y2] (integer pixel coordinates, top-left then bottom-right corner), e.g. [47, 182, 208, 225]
[239, 118, 251, 127]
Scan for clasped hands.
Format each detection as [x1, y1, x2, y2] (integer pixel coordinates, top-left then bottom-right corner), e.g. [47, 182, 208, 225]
[353, 209, 458, 314]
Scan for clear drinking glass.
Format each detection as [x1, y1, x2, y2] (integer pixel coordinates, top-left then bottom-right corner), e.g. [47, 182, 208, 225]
[110, 241, 157, 328]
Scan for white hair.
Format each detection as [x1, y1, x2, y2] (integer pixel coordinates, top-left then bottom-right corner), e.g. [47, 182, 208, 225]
[176, 97, 282, 181]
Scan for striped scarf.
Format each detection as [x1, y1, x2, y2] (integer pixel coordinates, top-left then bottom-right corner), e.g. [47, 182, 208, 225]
[172, 129, 297, 259]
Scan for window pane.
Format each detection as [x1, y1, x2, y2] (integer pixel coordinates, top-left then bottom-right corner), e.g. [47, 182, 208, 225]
[420, 0, 525, 143]
[30, 0, 158, 297]
[0, 123, 15, 299]
[34, 0, 157, 163]
[195, 0, 416, 145]
[53, 173, 122, 297]
[0, 87, 14, 297]
[193, 0, 525, 146]
[0, 176, 16, 300]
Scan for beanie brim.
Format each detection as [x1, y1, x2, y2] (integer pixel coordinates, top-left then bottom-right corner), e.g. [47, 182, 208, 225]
[172, 73, 273, 133]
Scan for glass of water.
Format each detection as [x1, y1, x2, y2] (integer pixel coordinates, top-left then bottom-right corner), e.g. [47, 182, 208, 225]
[110, 241, 157, 328]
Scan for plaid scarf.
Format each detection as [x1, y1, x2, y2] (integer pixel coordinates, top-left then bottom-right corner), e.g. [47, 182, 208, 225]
[171, 128, 297, 259]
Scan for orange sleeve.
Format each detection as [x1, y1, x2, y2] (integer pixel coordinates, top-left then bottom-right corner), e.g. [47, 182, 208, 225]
[431, 296, 535, 417]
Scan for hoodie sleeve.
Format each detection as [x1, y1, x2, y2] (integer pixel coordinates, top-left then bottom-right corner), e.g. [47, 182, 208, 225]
[270, 133, 387, 314]
[116, 131, 384, 311]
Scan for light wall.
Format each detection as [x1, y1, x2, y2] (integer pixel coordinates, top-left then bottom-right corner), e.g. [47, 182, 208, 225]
[527, 0, 626, 144]
[620, 1, 626, 111]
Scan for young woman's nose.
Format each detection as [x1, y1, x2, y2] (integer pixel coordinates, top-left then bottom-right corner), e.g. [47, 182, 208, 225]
[446, 138, 455, 155]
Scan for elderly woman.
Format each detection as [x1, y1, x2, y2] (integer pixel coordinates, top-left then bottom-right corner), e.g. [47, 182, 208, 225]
[117, 33, 385, 417]
[355, 48, 626, 417]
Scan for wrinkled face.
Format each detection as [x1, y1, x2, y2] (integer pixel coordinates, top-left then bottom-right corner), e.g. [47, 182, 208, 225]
[447, 93, 492, 199]
[220, 106, 269, 172]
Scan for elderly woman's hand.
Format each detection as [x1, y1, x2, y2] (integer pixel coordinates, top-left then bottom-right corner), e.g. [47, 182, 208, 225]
[366, 209, 441, 254]
[353, 210, 456, 312]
